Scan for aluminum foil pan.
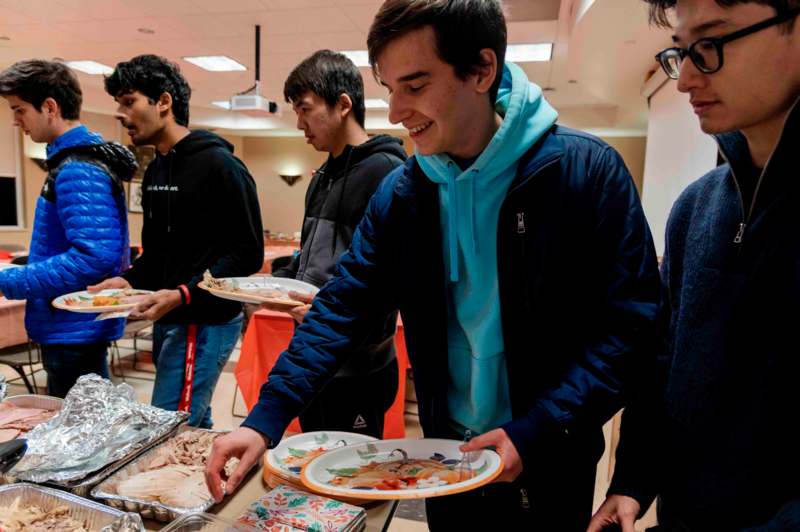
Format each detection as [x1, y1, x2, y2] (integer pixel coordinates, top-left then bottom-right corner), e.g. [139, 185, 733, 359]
[8, 375, 187, 486]
[0, 482, 144, 531]
[0, 375, 7, 402]
[160, 513, 257, 532]
[92, 426, 256, 522]
[3, 393, 64, 410]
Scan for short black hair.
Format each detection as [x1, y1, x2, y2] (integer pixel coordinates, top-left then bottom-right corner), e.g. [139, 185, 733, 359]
[104, 54, 191, 127]
[284, 50, 366, 128]
[0, 59, 82, 120]
[367, 0, 507, 102]
[643, 0, 799, 28]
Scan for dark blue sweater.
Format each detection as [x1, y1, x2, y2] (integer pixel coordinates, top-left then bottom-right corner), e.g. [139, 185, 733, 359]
[611, 100, 800, 531]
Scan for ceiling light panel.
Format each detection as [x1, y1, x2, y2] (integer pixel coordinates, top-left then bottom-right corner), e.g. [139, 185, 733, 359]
[65, 61, 113, 75]
[506, 43, 553, 62]
[183, 55, 247, 72]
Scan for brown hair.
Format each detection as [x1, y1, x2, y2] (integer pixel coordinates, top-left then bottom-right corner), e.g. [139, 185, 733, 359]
[0, 59, 82, 119]
[367, 0, 507, 102]
[643, 0, 799, 29]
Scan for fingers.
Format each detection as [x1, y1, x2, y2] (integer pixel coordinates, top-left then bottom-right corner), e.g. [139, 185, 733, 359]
[224, 444, 261, 496]
[620, 516, 636, 532]
[460, 429, 499, 452]
[205, 444, 231, 503]
[288, 291, 314, 304]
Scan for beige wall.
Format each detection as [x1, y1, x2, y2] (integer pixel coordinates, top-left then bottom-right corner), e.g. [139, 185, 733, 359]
[602, 136, 646, 196]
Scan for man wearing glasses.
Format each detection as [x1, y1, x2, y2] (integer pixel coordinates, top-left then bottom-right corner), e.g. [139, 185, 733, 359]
[590, 1, 800, 531]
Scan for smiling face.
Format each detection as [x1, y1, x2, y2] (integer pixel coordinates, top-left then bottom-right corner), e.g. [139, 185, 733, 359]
[376, 26, 496, 158]
[291, 91, 344, 154]
[673, 0, 800, 135]
[5, 94, 57, 144]
[113, 90, 165, 146]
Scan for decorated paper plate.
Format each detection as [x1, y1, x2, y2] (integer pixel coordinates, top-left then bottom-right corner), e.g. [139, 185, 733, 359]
[52, 288, 153, 313]
[301, 438, 503, 500]
[198, 274, 319, 309]
[266, 431, 378, 483]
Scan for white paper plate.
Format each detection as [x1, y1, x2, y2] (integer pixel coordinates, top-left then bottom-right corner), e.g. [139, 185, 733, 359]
[198, 276, 319, 308]
[266, 431, 378, 483]
[301, 438, 503, 500]
[52, 289, 154, 313]
[0, 263, 20, 271]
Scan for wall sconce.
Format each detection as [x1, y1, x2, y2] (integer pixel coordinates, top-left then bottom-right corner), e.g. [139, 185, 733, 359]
[279, 173, 302, 186]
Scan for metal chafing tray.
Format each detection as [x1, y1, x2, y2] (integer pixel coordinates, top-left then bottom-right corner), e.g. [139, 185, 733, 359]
[160, 513, 257, 532]
[0, 482, 143, 531]
[92, 426, 257, 522]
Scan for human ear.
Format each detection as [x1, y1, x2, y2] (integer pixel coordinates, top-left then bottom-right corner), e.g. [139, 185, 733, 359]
[157, 92, 173, 115]
[474, 48, 499, 95]
[338, 93, 353, 119]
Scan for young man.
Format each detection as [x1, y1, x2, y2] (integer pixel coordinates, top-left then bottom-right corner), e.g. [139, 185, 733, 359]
[590, 1, 800, 531]
[0, 60, 134, 397]
[92, 55, 264, 428]
[272, 50, 406, 438]
[207, 2, 660, 529]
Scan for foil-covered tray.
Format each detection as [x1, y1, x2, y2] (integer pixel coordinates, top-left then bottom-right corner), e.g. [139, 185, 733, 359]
[0, 482, 144, 531]
[92, 426, 258, 522]
[160, 513, 257, 532]
[6, 375, 188, 495]
[2, 393, 64, 410]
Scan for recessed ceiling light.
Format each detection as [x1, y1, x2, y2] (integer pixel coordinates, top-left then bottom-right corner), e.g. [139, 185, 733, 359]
[340, 50, 370, 68]
[506, 43, 553, 62]
[212, 100, 231, 109]
[65, 60, 114, 75]
[365, 98, 389, 109]
[138, 27, 155, 34]
[0, 36, 10, 41]
[183, 55, 246, 72]
[542, 86, 556, 92]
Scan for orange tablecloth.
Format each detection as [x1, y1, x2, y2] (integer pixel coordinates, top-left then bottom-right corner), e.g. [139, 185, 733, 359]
[0, 297, 26, 349]
[235, 309, 409, 438]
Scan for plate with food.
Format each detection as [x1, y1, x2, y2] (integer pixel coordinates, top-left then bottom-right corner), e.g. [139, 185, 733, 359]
[266, 431, 378, 483]
[198, 271, 318, 309]
[301, 438, 503, 500]
[52, 288, 153, 313]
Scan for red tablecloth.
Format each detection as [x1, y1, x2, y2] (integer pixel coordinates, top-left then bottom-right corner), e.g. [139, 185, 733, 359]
[0, 297, 26, 349]
[235, 310, 409, 438]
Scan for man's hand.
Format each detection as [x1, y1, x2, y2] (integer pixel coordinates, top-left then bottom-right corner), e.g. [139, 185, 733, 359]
[261, 291, 314, 323]
[461, 428, 523, 483]
[130, 289, 182, 322]
[587, 495, 641, 532]
[205, 427, 268, 502]
[87, 277, 131, 292]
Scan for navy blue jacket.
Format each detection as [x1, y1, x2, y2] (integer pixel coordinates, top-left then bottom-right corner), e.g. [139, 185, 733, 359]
[610, 101, 800, 530]
[0, 126, 131, 344]
[244, 125, 660, 477]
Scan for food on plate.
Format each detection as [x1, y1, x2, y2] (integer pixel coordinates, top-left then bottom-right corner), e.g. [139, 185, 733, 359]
[0, 402, 59, 443]
[202, 270, 293, 300]
[0, 496, 88, 532]
[326, 450, 482, 491]
[110, 430, 238, 508]
[61, 289, 150, 308]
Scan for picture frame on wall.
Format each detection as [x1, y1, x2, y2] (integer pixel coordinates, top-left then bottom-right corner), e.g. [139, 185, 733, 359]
[128, 181, 144, 213]
[128, 144, 155, 182]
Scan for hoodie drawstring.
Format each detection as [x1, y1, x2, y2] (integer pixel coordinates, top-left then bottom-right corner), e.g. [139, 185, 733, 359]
[331, 147, 354, 257]
[447, 167, 459, 282]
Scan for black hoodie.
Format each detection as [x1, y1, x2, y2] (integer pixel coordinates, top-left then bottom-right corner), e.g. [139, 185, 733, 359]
[274, 134, 406, 376]
[124, 130, 264, 325]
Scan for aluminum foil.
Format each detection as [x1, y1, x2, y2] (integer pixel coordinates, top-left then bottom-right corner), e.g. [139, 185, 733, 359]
[100, 511, 145, 532]
[0, 375, 7, 402]
[9, 374, 187, 484]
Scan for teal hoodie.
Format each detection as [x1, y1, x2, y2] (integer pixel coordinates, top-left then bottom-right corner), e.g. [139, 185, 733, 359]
[417, 62, 558, 434]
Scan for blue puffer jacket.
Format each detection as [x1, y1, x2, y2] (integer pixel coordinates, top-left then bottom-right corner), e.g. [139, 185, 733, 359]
[0, 126, 132, 344]
[244, 125, 660, 479]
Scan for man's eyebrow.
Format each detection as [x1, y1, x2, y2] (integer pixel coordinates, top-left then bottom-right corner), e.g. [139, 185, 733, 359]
[672, 18, 730, 42]
[380, 71, 431, 88]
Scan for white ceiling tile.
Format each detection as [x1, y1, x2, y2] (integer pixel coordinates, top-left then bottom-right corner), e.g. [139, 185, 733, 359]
[191, 0, 269, 14]
[264, 7, 356, 35]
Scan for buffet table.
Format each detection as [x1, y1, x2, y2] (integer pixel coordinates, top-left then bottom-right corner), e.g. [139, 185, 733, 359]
[143, 465, 397, 531]
[235, 310, 410, 438]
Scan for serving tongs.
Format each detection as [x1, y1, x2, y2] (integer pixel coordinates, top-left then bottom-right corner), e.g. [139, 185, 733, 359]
[0, 438, 27, 473]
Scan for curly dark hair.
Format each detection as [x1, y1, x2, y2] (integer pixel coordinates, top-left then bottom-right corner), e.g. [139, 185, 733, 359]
[643, 0, 800, 28]
[367, 0, 507, 102]
[0, 59, 82, 120]
[284, 50, 366, 128]
[104, 54, 191, 126]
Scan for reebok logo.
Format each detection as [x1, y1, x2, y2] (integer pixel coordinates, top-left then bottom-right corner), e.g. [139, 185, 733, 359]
[353, 414, 367, 429]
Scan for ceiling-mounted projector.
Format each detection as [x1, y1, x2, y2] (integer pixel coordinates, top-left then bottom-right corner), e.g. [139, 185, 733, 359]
[228, 25, 279, 116]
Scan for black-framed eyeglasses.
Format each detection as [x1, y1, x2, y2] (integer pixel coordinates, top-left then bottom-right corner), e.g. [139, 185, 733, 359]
[655, 8, 800, 79]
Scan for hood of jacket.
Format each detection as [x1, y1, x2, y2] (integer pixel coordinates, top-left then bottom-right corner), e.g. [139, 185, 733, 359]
[45, 125, 138, 183]
[416, 61, 558, 282]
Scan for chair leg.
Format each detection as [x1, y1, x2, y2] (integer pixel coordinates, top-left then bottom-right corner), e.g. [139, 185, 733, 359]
[12, 365, 35, 394]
